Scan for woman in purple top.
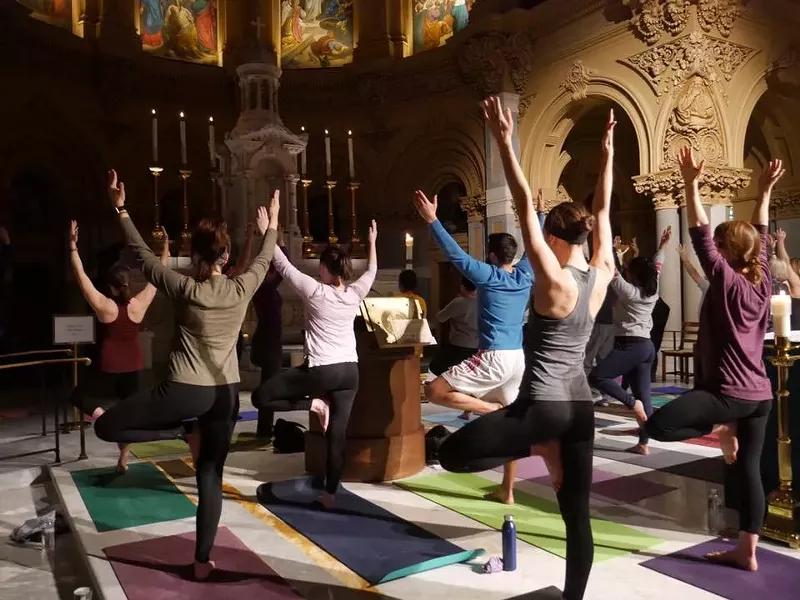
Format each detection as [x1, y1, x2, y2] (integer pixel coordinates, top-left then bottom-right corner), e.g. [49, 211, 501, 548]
[645, 147, 785, 572]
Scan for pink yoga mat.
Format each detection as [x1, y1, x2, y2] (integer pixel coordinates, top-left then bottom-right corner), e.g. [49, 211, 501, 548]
[104, 527, 301, 600]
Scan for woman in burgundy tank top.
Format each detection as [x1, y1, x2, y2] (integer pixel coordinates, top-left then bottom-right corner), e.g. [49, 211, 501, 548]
[67, 221, 168, 472]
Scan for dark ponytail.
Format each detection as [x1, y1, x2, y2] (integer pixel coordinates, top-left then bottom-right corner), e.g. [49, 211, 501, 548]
[627, 256, 659, 298]
[319, 244, 352, 281]
[191, 218, 230, 282]
[107, 262, 133, 304]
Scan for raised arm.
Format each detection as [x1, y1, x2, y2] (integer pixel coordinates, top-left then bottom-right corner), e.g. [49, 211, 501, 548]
[679, 147, 709, 229]
[414, 192, 495, 284]
[481, 96, 564, 285]
[678, 244, 707, 287]
[234, 196, 280, 297]
[130, 226, 170, 320]
[68, 221, 117, 322]
[271, 245, 319, 298]
[753, 159, 784, 228]
[109, 170, 190, 300]
[589, 110, 617, 276]
[654, 226, 672, 275]
[227, 223, 256, 278]
[513, 201, 545, 278]
[349, 220, 379, 300]
[774, 228, 800, 296]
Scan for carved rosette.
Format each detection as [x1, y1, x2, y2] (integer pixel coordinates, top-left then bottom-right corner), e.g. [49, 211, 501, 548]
[458, 32, 536, 98]
[627, 0, 742, 45]
[633, 165, 750, 210]
[560, 60, 593, 101]
[460, 194, 487, 221]
[770, 188, 800, 220]
[621, 32, 756, 98]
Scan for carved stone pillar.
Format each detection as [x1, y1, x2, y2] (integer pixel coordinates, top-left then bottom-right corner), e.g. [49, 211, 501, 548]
[73, 0, 100, 40]
[386, 0, 410, 58]
[460, 194, 487, 260]
[285, 174, 303, 261]
[353, 0, 391, 63]
[97, 0, 138, 54]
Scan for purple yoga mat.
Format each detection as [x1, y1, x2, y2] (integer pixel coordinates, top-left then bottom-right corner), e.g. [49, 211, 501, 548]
[642, 538, 800, 599]
[530, 468, 617, 486]
[104, 527, 301, 600]
[495, 456, 549, 480]
[591, 474, 676, 503]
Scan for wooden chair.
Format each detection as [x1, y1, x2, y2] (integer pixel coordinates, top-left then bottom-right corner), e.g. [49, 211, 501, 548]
[661, 322, 700, 383]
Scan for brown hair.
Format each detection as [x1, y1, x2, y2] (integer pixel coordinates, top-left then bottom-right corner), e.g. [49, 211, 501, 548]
[191, 218, 230, 282]
[107, 262, 133, 304]
[320, 244, 352, 281]
[713, 220, 763, 286]
[543, 201, 594, 245]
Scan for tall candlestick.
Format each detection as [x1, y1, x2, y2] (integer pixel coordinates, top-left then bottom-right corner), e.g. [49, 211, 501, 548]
[324, 129, 332, 178]
[405, 233, 413, 264]
[179, 111, 187, 165]
[151, 109, 158, 164]
[772, 290, 792, 338]
[208, 116, 215, 167]
[301, 126, 307, 175]
[347, 130, 355, 180]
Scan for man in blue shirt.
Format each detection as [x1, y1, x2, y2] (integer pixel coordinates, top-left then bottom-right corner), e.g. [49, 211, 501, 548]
[415, 190, 541, 504]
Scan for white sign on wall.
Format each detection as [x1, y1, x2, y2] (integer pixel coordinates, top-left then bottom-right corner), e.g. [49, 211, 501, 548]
[53, 315, 96, 345]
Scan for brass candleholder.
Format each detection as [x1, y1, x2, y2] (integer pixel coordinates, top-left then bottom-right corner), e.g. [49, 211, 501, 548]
[325, 180, 337, 244]
[763, 334, 800, 548]
[149, 166, 166, 251]
[179, 169, 192, 256]
[301, 179, 312, 243]
[348, 181, 360, 244]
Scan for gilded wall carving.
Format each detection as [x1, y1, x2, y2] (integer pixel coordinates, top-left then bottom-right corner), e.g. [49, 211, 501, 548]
[459, 193, 487, 220]
[560, 60, 593, 101]
[621, 32, 756, 98]
[662, 74, 723, 168]
[625, 0, 742, 45]
[771, 188, 800, 219]
[457, 31, 536, 97]
[633, 164, 750, 209]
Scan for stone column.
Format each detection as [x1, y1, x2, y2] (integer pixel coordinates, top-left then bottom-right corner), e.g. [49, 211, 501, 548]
[97, 0, 138, 54]
[353, 1, 391, 62]
[679, 205, 703, 322]
[485, 92, 522, 257]
[73, 0, 100, 40]
[460, 194, 486, 260]
[285, 174, 303, 260]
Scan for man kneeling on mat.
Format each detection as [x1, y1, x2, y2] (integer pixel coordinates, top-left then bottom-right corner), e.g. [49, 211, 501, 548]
[414, 190, 543, 504]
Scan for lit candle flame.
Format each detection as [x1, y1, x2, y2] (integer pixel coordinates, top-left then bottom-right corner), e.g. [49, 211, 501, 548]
[405, 233, 413, 245]
[348, 130, 352, 136]
[325, 129, 329, 135]
[151, 109, 156, 115]
[209, 116, 213, 123]
[180, 111, 185, 118]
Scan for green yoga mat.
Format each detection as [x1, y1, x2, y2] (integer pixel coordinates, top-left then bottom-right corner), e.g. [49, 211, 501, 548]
[397, 473, 661, 562]
[130, 432, 269, 459]
[71, 462, 197, 532]
[651, 395, 675, 409]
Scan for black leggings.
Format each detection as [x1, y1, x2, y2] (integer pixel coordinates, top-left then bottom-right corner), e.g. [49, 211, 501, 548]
[251, 362, 359, 494]
[74, 381, 239, 563]
[589, 336, 655, 444]
[645, 391, 772, 533]
[69, 369, 141, 412]
[439, 400, 594, 600]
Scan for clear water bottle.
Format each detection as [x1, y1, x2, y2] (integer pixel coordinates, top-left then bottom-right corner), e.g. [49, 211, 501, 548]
[707, 488, 724, 534]
[73, 588, 93, 600]
[40, 511, 56, 552]
[502, 514, 517, 571]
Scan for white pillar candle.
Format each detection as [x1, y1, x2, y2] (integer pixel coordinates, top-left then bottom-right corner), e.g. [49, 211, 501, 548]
[151, 109, 158, 164]
[771, 290, 792, 338]
[405, 233, 413, 264]
[300, 126, 307, 176]
[347, 130, 355, 180]
[179, 112, 187, 165]
[208, 116, 215, 167]
[324, 129, 331, 179]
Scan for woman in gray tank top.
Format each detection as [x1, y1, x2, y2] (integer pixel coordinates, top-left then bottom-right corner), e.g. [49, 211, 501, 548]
[439, 99, 617, 600]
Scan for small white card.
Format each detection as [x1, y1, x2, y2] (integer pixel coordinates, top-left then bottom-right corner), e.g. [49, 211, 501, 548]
[53, 315, 96, 345]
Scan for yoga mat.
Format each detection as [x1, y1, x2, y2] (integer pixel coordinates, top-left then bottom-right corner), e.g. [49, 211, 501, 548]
[423, 411, 473, 429]
[659, 456, 725, 484]
[590, 473, 676, 503]
[397, 473, 661, 562]
[595, 439, 701, 469]
[685, 432, 721, 449]
[71, 462, 196, 532]
[494, 456, 548, 480]
[651, 395, 674, 408]
[642, 538, 800, 599]
[238, 410, 258, 422]
[104, 526, 301, 600]
[594, 417, 623, 429]
[257, 477, 483, 584]
[131, 432, 270, 459]
[652, 386, 688, 395]
[530, 468, 617, 487]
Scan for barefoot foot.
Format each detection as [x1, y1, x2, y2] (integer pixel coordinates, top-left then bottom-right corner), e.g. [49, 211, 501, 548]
[116, 444, 130, 473]
[459, 411, 472, 420]
[625, 443, 650, 456]
[193, 560, 216, 580]
[715, 423, 739, 464]
[485, 486, 515, 505]
[632, 399, 648, 425]
[311, 398, 330, 433]
[705, 549, 757, 571]
[531, 440, 563, 491]
[318, 492, 335, 510]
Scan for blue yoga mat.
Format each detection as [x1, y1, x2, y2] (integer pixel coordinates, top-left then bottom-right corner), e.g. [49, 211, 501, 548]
[238, 410, 258, 422]
[652, 386, 689, 395]
[257, 477, 483, 584]
[424, 411, 473, 429]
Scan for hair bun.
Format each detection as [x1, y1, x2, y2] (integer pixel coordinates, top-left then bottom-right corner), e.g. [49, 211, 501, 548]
[579, 215, 595, 234]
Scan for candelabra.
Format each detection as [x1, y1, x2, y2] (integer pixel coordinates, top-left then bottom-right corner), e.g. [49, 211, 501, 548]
[301, 179, 312, 243]
[326, 180, 337, 244]
[348, 181, 360, 244]
[149, 167, 166, 251]
[179, 169, 192, 256]
[210, 167, 220, 217]
[762, 334, 800, 548]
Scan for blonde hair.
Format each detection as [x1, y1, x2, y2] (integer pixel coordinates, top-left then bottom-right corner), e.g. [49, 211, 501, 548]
[714, 220, 763, 286]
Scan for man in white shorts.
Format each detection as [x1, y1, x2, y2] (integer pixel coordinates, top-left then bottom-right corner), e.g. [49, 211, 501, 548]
[414, 191, 542, 504]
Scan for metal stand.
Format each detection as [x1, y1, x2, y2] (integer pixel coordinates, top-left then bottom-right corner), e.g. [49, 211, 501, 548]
[179, 169, 192, 256]
[149, 166, 166, 251]
[325, 181, 337, 244]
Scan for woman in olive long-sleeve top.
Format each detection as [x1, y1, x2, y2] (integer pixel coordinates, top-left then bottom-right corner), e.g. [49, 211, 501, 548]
[74, 171, 280, 580]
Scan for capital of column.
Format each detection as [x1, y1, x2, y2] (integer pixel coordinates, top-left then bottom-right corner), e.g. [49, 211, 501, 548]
[770, 187, 800, 220]
[460, 194, 487, 222]
[285, 173, 301, 185]
[633, 165, 751, 211]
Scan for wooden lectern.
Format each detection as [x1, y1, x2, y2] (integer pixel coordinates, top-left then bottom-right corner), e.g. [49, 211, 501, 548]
[305, 298, 432, 482]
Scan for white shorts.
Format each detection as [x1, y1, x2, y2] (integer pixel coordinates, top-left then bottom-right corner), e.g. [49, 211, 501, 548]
[441, 349, 525, 406]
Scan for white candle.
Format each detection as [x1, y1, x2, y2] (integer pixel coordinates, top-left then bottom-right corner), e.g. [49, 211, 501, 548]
[324, 129, 331, 179]
[771, 290, 792, 338]
[405, 233, 413, 264]
[151, 109, 158, 164]
[300, 126, 307, 175]
[208, 116, 215, 167]
[179, 112, 187, 165]
[347, 130, 355, 180]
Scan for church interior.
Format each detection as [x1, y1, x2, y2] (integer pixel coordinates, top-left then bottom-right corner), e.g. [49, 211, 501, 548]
[1, 1, 800, 599]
